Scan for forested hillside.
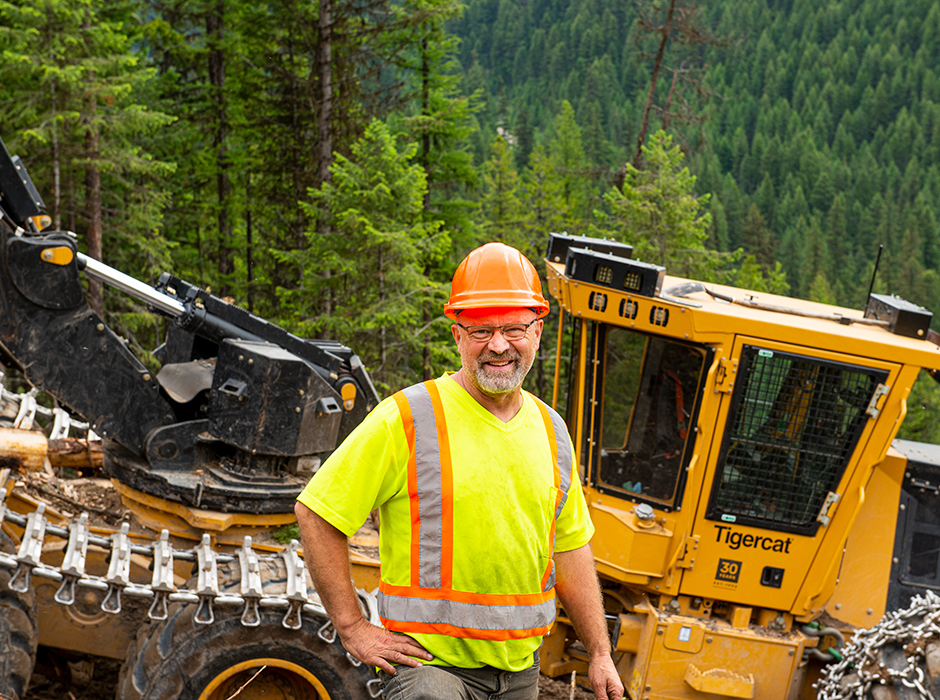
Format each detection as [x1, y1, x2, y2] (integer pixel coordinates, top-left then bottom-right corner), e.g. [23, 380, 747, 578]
[453, 0, 940, 314]
[2, 0, 940, 422]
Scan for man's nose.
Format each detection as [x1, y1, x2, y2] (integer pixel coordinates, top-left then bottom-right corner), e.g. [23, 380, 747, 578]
[485, 330, 512, 353]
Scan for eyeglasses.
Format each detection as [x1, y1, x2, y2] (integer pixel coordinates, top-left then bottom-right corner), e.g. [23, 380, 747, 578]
[455, 318, 538, 342]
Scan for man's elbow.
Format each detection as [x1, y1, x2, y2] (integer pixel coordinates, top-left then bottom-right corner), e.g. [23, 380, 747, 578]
[294, 499, 313, 522]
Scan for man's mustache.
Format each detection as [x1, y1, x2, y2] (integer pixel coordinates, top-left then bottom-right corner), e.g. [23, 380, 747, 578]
[478, 349, 521, 364]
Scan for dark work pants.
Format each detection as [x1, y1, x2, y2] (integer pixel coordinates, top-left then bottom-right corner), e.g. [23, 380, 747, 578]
[380, 654, 540, 700]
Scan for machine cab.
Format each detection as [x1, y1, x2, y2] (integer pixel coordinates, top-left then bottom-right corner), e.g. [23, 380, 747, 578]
[545, 232, 940, 619]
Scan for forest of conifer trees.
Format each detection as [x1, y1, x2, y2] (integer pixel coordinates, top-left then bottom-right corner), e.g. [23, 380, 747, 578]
[2, 0, 940, 435]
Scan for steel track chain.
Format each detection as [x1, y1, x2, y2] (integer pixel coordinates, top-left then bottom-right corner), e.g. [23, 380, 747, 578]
[816, 590, 940, 700]
[0, 481, 383, 698]
[1, 376, 91, 436]
[0, 385, 389, 695]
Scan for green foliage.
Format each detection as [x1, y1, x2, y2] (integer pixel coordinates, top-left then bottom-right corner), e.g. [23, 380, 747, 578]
[479, 135, 524, 247]
[808, 271, 838, 305]
[291, 119, 450, 393]
[273, 522, 301, 544]
[897, 372, 940, 444]
[0, 0, 174, 262]
[548, 101, 591, 231]
[727, 254, 791, 295]
[451, 0, 940, 324]
[596, 131, 714, 278]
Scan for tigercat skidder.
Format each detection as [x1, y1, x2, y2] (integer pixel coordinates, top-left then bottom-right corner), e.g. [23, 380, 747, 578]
[539, 233, 940, 700]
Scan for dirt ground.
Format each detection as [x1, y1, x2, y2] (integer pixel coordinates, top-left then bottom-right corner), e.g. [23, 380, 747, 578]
[24, 658, 596, 699]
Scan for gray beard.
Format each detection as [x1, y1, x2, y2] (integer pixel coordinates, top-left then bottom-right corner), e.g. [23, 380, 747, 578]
[470, 348, 530, 394]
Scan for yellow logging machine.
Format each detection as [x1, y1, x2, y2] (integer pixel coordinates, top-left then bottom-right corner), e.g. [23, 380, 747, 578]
[540, 233, 940, 700]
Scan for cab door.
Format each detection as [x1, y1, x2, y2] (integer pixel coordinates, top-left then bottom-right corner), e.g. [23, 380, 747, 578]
[571, 320, 713, 587]
[681, 337, 899, 612]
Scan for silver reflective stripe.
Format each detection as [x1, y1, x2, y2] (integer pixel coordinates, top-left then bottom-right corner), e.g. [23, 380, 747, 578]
[540, 399, 572, 519]
[401, 383, 443, 590]
[378, 590, 557, 632]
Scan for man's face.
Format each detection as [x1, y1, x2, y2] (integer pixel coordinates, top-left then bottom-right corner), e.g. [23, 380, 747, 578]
[451, 308, 542, 396]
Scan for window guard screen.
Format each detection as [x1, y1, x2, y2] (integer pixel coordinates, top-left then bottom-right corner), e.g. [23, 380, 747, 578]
[706, 346, 889, 536]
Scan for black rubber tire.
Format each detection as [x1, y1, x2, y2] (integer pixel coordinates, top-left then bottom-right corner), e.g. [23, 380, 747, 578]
[0, 529, 38, 700]
[116, 558, 376, 700]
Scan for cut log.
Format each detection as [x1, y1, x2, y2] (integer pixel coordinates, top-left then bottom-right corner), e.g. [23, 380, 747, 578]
[47, 438, 103, 470]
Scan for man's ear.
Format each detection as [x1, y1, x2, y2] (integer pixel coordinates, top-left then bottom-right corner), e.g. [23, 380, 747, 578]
[533, 319, 544, 348]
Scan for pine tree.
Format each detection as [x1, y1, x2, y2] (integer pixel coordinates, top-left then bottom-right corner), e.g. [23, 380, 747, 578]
[0, 0, 174, 321]
[479, 135, 524, 248]
[548, 100, 590, 231]
[597, 130, 713, 278]
[291, 120, 447, 392]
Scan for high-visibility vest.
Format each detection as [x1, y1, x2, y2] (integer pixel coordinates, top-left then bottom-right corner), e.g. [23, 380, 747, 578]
[377, 380, 573, 641]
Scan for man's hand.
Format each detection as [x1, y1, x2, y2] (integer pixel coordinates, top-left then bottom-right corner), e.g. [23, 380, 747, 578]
[588, 652, 624, 700]
[338, 617, 433, 675]
[295, 504, 433, 674]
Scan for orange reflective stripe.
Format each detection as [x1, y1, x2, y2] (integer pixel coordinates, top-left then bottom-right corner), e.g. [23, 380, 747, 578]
[393, 391, 422, 586]
[379, 586, 557, 639]
[425, 381, 454, 590]
[382, 619, 553, 641]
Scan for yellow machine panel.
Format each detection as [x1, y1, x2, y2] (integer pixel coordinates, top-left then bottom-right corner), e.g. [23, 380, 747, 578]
[540, 233, 940, 698]
[639, 621, 802, 700]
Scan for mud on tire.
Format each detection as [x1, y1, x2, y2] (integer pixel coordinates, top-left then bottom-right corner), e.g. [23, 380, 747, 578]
[117, 557, 377, 700]
[0, 529, 38, 700]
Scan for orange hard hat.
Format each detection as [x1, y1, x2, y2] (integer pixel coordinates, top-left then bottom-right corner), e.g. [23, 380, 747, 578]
[444, 242, 549, 320]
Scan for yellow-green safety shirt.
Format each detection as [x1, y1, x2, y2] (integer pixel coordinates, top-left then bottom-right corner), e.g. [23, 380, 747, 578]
[296, 374, 594, 672]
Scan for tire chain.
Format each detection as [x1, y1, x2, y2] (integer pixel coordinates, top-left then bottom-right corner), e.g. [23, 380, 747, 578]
[816, 589, 940, 700]
[0, 481, 383, 698]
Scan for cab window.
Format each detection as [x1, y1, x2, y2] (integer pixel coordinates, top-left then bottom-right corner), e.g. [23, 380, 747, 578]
[596, 326, 707, 509]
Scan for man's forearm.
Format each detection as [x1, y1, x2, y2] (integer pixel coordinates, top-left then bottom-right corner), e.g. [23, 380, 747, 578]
[554, 543, 625, 699]
[293, 501, 432, 672]
[294, 501, 364, 634]
[553, 543, 611, 656]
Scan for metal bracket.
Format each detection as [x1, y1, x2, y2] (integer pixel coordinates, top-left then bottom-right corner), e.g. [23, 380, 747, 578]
[148, 529, 175, 621]
[366, 678, 384, 698]
[102, 523, 132, 614]
[10, 503, 47, 592]
[282, 540, 308, 630]
[911, 478, 940, 493]
[49, 407, 72, 440]
[318, 619, 337, 643]
[817, 492, 841, 526]
[866, 383, 890, 419]
[714, 357, 737, 394]
[675, 534, 700, 569]
[238, 536, 263, 627]
[13, 389, 38, 430]
[194, 534, 219, 625]
[55, 512, 90, 604]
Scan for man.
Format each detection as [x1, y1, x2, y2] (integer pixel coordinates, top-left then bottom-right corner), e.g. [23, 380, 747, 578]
[295, 242, 624, 700]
